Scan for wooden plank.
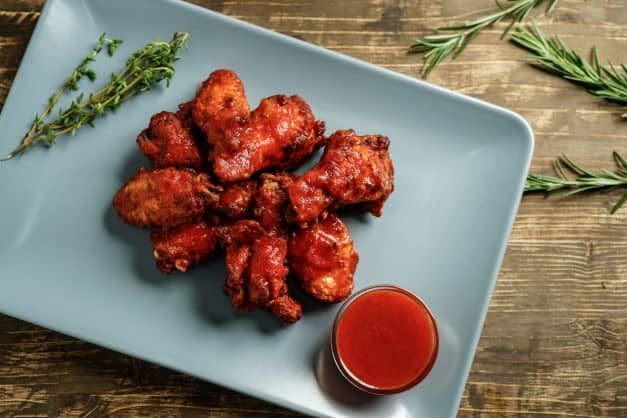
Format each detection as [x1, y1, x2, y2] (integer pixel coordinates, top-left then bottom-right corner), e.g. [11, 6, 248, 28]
[0, 0, 626, 417]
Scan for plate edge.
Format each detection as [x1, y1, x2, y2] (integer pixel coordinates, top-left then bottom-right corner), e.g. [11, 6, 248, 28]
[0, 0, 537, 416]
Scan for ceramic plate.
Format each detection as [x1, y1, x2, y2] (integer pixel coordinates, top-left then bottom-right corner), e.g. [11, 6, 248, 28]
[0, 0, 533, 416]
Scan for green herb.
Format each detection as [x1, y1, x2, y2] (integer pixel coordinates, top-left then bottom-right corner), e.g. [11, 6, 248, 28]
[107, 38, 124, 56]
[14, 33, 120, 160]
[3, 32, 189, 161]
[409, 0, 559, 78]
[525, 151, 627, 213]
[511, 24, 627, 118]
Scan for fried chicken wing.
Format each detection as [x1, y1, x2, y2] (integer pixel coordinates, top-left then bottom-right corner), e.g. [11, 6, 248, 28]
[216, 180, 257, 220]
[192, 70, 325, 183]
[137, 111, 203, 169]
[219, 220, 302, 324]
[289, 214, 358, 302]
[287, 129, 394, 225]
[266, 294, 304, 326]
[113, 68, 398, 325]
[192, 69, 250, 143]
[219, 220, 268, 312]
[150, 221, 218, 273]
[224, 245, 255, 311]
[212, 94, 325, 183]
[217, 219, 265, 246]
[113, 167, 221, 228]
[175, 101, 196, 130]
[247, 235, 289, 305]
[253, 173, 294, 233]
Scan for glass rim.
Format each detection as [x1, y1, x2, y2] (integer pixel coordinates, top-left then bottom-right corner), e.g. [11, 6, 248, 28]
[329, 284, 439, 395]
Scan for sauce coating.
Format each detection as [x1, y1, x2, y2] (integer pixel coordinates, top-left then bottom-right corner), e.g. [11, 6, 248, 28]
[334, 288, 437, 392]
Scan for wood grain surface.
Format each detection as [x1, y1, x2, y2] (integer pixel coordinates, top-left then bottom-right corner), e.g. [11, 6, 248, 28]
[1, 0, 626, 417]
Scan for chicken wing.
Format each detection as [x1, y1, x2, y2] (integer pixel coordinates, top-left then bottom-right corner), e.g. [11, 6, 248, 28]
[224, 244, 255, 311]
[266, 294, 304, 326]
[192, 69, 250, 143]
[175, 101, 197, 131]
[137, 111, 204, 169]
[246, 234, 289, 304]
[219, 220, 267, 312]
[192, 70, 325, 183]
[150, 221, 218, 273]
[217, 219, 265, 246]
[212, 94, 325, 183]
[287, 129, 394, 225]
[216, 180, 257, 220]
[289, 214, 358, 302]
[253, 173, 294, 233]
[113, 167, 221, 228]
[218, 220, 302, 324]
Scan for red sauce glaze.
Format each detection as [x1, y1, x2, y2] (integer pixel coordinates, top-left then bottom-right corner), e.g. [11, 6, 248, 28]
[334, 288, 438, 393]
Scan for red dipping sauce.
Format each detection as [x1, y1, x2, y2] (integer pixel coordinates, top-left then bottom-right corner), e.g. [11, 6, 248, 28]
[331, 285, 438, 394]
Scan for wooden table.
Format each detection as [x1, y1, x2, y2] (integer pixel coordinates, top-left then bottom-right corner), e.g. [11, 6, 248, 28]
[1, 1, 625, 416]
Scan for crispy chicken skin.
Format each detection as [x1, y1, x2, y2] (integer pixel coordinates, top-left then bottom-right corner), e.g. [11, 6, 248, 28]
[287, 129, 394, 225]
[220, 221, 265, 312]
[113, 167, 221, 228]
[150, 221, 218, 273]
[265, 294, 304, 325]
[225, 245, 255, 311]
[216, 180, 257, 220]
[192, 69, 250, 143]
[253, 173, 294, 233]
[192, 70, 325, 183]
[247, 235, 289, 305]
[212, 94, 325, 183]
[219, 221, 303, 324]
[289, 214, 358, 302]
[175, 101, 196, 130]
[137, 111, 203, 169]
[218, 219, 265, 247]
[176, 101, 207, 147]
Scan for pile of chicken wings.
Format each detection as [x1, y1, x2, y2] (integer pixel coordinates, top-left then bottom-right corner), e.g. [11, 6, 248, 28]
[113, 69, 394, 325]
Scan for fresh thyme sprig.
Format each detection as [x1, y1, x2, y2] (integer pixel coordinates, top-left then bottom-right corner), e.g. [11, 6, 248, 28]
[3, 32, 189, 161]
[18, 33, 122, 157]
[511, 25, 627, 118]
[409, 0, 559, 77]
[526, 151, 627, 213]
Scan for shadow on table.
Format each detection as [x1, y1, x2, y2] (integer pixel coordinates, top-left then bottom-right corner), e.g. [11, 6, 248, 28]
[104, 203, 284, 334]
[313, 341, 378, 408]
[190, 261, 285, 335]
[313, 342, 409, 417]
[103, 205, 166, 285]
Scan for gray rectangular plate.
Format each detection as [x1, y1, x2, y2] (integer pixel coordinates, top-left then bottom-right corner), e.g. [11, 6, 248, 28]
[0, 0, 533, 416]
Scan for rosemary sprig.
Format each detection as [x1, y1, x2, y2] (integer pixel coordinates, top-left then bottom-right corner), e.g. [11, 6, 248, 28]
[409, 0, 559, 78]
[3, 32, 189, 161]
[511, 25, 627, 118]
[525, 151, 627, 213]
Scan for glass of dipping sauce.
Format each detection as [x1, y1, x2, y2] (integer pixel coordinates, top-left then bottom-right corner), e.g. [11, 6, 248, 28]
[330, 285, 438, 394]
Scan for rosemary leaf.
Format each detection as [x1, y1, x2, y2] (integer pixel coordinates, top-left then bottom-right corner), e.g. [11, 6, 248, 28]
[409, 0, 559, 77]
[511, 24, 627, 118]
[525, 152, 627, 213]
[611, 194, 627, 214]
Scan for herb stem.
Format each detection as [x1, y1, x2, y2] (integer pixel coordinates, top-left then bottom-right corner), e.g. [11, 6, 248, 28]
[525, 151, 627, 213]
[409, 0, 559, 77]
[3, 32, 188, 161]
[18, 34, 121, 153]
[511, 24, 627, 118]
